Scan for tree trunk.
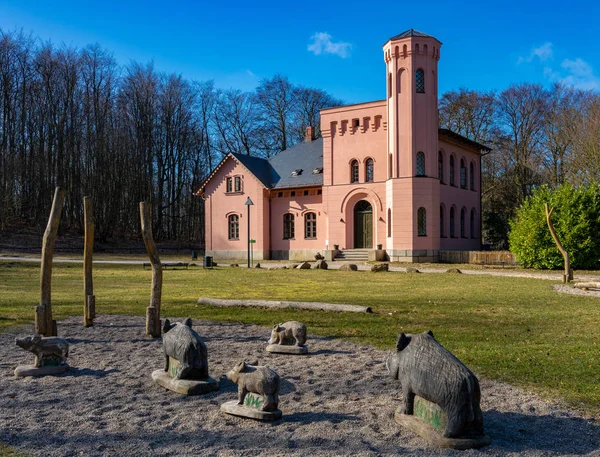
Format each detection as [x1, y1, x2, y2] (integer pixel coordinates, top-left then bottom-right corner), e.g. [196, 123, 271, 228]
[544, 203, 573, 283]
[35, 187, 64, 336]
[197, 297, 372, 313]
[140, 201, 162, 337]
[83, 196, 95, 327]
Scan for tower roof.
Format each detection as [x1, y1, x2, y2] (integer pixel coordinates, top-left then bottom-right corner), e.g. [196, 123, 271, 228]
[387, 29, 437, 42]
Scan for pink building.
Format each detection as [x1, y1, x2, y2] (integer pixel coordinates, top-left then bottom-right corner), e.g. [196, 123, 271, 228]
[196, 29, 490, 262]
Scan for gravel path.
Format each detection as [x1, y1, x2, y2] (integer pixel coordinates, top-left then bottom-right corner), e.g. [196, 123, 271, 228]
[1, 315, 599, 457]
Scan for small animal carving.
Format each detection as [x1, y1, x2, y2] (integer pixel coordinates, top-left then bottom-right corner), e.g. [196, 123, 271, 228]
[15, 334, 69, 367]
[386, 330, 485, 439]
[162, 318, 208, 380]
[268, 321, 307, 346]
[227, 361, 280, 411]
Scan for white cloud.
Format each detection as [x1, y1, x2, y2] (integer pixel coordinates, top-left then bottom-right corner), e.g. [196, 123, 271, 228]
[560, 58, 600, 90]
[246, 69, 256, 78]
[308, 32, 352, 59]
[518, 42, 553, 64]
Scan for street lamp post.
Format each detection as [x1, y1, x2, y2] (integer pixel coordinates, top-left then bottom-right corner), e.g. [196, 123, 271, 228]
[245, 197, 254, 268]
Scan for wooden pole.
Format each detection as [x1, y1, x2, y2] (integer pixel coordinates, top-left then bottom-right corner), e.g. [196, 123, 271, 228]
[140, 201, 162, 338]
[83, 196, 95, 327]
[35, 187, 65, 336]
[544, 203, 573, 283]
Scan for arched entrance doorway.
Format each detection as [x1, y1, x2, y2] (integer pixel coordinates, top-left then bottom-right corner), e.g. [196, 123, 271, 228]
[354, 200, 373, 248]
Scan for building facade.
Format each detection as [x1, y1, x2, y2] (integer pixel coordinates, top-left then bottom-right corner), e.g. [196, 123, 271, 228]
[196, 29, 490, 262]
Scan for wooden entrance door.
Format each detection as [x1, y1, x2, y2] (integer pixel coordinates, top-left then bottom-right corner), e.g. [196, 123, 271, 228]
[354, 200, 373, 248]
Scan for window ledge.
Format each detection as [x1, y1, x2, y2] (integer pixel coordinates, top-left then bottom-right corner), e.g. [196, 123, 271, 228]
[450, 184, 457, 188]
[225, 191, 244, 196]
[304, 237, 317, 240]
[228, 238, 240, 241]
[283, 238, 295, 241]
[418, 235, 427, 237]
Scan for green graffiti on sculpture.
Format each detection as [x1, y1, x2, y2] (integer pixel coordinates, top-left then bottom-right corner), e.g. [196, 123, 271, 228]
[413, 396, 448, 432]
[244, 392, 264, 409]
[169, 357, 180, 378]
[41, 356, 62, 366]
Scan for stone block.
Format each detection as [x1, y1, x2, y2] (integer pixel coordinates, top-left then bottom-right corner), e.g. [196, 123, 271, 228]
[266, 344, 308, 355]
[221, 392, 282, 421]
[152, 369, 218, 395]
[339, 263, 358, 271]
[14, 364, 69, 377]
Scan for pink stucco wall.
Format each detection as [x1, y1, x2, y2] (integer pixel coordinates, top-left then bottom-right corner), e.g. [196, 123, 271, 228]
[203, 157, 270, 259]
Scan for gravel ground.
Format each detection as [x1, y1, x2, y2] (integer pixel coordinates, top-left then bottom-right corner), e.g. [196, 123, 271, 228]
[1, 315, 599, 457]
[553, 284, 600, 298]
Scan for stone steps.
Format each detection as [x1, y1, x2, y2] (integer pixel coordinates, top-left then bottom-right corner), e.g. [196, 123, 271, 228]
[335, 249, 370, 261]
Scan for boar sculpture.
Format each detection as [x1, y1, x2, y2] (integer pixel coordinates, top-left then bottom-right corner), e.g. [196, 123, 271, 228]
[162, 318, 208, 380]
[15, 334, 69, 367]
[227, 361, 280, 411]
[386, 330, 484, 439]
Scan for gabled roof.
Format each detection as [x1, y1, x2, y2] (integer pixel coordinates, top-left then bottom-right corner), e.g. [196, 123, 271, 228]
[438, 129, 492, 153]
[231, 153, 273, 188]
[388, 29, 434, 41]
[269, 138, 323, 189]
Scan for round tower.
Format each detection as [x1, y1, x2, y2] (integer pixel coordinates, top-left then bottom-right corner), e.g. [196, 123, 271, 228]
[383, 29, 441, 179]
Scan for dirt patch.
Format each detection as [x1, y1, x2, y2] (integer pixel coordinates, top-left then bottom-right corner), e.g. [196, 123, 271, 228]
[1, 315, 599, 456]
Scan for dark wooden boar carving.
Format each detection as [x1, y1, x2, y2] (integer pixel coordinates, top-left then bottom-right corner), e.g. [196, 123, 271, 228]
[162, 318, 208, 380]
[386, 330, 484, 438]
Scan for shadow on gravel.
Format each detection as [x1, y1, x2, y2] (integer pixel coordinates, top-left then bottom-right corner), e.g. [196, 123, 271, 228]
[485, 409, 600, 454]
[285, 411, 361, 424]
[63, 368, 120, 378]
[310, 349, 354, 355]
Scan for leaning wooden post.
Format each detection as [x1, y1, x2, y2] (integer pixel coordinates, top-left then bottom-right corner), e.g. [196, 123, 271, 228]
[140, 201, 162, 338]
[544, 203, 573, 283]
[35, 187, 65, 337]
[83, 197, 95, 327]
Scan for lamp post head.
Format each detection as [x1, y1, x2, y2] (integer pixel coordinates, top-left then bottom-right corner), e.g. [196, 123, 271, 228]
[245, 197, 254, 206]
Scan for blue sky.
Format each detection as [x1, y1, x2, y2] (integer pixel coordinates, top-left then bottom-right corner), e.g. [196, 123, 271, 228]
[1, 0, 599, 104]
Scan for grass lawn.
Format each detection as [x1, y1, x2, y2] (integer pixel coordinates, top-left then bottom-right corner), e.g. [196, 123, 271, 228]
[1, 260, 599, 418]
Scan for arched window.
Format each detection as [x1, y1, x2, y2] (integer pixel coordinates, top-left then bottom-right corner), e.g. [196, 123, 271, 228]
[449, 156, 455, 186]
[304, 212, 317, 239]
[387, 208, 392, 237]
[470, 162, 475, 190]
[388, 73, 392, 98]
[283, 213, 295, 239]
[440, 205, 445, 237]
[470, 209, 476, 238]
[438, 151, 444, 182]
[351, 160, 359, 183]
[403, 44, 407, 57]
[460, 159, 467, 189]
[417, 207, 427, 236]
[416, 152, 426, 176]
[365, 158, 374, 182]
[416, 69, 425, 93]
[450, 207, 455, 238]
[228, 215, 239, 240]
[460, 208, 466, 238]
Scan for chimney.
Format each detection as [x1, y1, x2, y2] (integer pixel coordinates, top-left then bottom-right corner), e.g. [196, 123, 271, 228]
[305, 126, 314, 142]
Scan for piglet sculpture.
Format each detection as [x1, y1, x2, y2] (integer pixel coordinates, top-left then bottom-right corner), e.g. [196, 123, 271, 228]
[162, 318, 208, 380]
[15, 334, 69, 367]
[386, 330, 484, 439]
[268, 321, 306, 346]
[227, 361, 280, 411]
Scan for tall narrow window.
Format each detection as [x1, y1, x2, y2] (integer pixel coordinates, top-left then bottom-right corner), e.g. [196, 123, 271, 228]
[470, 162, 475, 190]
[450, 207, 455, 238]
[228, 215, 239, 240]
[387, 208, 392, 237]
[460, 159, 467, 189]
[440, 205, 445, 237]
[283, 214, 295, 239]
[366, 158, 374, 182]
[438, 151, 444, 182]
[351, 160, 359, 183]
[449, 156, 455, 186]
[388, 73, 392, 98]
[226, 177, 233, 193]
[470, 209, 476, 238]
[417, 207, 427, 236]
[416, 69, 425, 93]
[234, 176, 241, 192]
[304, 212, 317, 239]
[416, 152, 426, 176]
[460, 208, 466, 238]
